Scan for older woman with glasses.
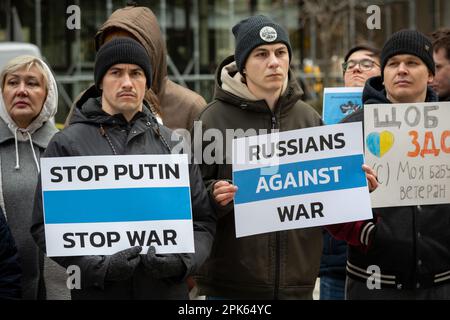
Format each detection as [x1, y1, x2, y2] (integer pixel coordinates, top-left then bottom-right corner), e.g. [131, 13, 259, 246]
[0, 55, 58, 299]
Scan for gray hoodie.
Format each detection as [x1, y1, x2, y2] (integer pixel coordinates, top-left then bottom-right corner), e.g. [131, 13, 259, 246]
[0, 57, 64, 299]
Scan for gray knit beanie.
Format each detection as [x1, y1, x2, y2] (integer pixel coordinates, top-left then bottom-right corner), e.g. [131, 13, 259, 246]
[232, 15, 292, 74]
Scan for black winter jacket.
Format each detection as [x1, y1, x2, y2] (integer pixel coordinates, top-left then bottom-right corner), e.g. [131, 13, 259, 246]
[343, 76, 450, 290]
[0, 208, 21, 299]
[31, 87, 216, 299]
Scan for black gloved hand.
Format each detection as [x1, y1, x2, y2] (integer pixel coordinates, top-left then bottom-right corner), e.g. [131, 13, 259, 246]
[142, 246, 186, 280]
[105, 246, 142, 282]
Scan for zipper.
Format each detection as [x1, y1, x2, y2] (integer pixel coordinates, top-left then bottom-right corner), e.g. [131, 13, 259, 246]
[270, 109, 280, 299]
[271, 115, 277, 130]
[100, 125, 118, 155]
[412, 205, 418, 287]
[274, 232, 280, 299]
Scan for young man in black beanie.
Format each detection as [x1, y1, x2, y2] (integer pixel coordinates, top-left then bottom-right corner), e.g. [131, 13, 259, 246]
[328, 29, 450, 299]
[195, 15, 326, 300]
[30, 37, 216, 300]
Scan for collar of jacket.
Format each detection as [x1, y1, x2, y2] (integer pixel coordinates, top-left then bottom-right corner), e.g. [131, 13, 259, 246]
[0, 117, 57, 148]
[362, 76, 439, 104]
[213, 55, 304, 114]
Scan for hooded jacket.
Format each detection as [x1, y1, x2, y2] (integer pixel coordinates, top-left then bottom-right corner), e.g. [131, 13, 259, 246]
[31, 87, 216, 299]
[65, 5, 206, 131]
[0, 57, 58, 299]
[329, 76, 450, 290]
[194, 56, 323, 299]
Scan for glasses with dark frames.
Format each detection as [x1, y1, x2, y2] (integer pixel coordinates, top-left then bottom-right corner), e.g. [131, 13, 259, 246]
[342, 59, 380, 72]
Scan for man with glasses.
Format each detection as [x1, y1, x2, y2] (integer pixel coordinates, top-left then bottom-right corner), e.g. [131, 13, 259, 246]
[342, 44, 381, 87]
[320, 44, 380, 300]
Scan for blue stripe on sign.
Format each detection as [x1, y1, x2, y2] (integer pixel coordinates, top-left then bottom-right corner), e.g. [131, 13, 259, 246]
[43, 187, 192, 224]
[234, 155, 366, 204]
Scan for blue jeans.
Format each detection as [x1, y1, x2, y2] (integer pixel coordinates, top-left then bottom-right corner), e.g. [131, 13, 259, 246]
[320, 276, 345, 300]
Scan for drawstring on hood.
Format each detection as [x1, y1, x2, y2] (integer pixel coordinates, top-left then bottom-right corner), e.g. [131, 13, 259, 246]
[13, 128, 19, 170]
[0, 57, 58, 172]
[13, 128, 40, 171]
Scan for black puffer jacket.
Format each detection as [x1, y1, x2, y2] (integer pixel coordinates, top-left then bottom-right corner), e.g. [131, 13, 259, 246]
[0, 208, 21, 299]
[31, 87, 216, 299]
[343, 76, 450, 290]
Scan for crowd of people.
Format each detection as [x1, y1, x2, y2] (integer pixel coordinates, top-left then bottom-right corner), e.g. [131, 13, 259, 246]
[1, 2, 450, 300]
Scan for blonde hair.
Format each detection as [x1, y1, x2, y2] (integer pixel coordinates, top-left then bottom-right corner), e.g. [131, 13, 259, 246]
[1, 55, 48, 93]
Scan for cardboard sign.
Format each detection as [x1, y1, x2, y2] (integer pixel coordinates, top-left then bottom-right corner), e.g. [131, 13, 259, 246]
[41, 154, 194, 257]
[364, 102, 450, 207]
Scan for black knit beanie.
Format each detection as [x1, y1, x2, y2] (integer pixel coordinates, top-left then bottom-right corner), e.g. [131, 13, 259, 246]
[94, 37, 152, 90]
[381, 29, 435, 78]
[232, 15, 292, 75]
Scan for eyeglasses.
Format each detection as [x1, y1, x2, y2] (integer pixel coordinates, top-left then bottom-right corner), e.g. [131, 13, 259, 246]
[342, 59, 380, 72]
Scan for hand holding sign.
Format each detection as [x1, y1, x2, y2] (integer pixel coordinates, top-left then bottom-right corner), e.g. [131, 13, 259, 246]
[142, 246, 186, 280]
[213, 180, 238, 207]
[105, 246, 142, 282]
[363, 164, 378, 192]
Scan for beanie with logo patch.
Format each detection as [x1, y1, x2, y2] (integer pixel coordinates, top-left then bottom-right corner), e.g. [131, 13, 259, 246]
[232, 15, 292, 75]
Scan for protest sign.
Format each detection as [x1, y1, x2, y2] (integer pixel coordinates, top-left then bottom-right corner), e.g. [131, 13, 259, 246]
[364, 102, 450, 207]
[41, 154, 194, 256]
[323, 87, 363, 124]
[232, 122, 372, 237]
